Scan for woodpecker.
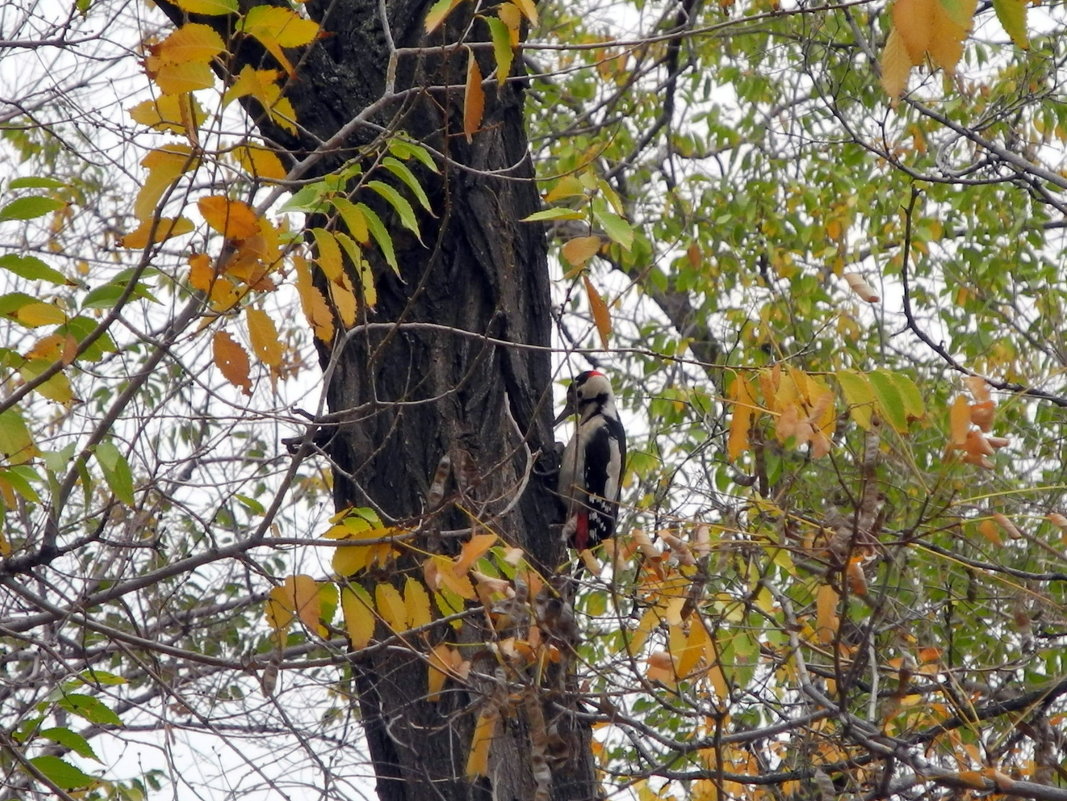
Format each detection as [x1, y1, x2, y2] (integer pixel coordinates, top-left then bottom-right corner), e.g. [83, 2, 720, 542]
[555, 370, 627, 551]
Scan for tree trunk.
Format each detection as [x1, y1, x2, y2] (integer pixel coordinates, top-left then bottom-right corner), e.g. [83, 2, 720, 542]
[155, 0, 599, 797]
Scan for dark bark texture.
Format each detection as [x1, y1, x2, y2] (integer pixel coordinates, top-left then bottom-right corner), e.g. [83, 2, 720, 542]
[155, 0, 599, 798]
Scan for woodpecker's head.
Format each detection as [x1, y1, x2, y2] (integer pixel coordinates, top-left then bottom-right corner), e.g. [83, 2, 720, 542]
[554, 370, 617, 425]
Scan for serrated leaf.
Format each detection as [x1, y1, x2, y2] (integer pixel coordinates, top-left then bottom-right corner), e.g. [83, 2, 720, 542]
[39, 727, 100, 761]
[466, 709, 498, 777]
[835, 370, 876, 430]
[0, 196, 65, 223]
[246, 307, 284, 368]
[513, 0, 537, 25]
[891, 0, 935, 64]
[404, 577, 433, 631]
[521, 207, 584, 223]
[425, 0, 462, 33]
[388, 138, 439, 173]
[20, 359, 74, 405]
[134, 145, 197, 223]
[486, 16, 514, 86]
[237, 7, 319, 75]
[174, 0, 237, 14]
[357, 203, 399, 276]
[212, 330, 252, 395]
[368, 180, 422, 242]
[58, 693, 123, 726]
[294, 254, 334, 342]
[0, 408, 38, 465]
[591, 199, 633, 251]
[28, 756, 96, 790]
[992, 0, 1028, 48]
[341, 584, 376, 648]
[94, 440, 134, 504]
[129, 94, 207, 137]
[0, 254, 68, 286]
[198, 195, 260, 239]
[382, 157, 433, 212]
[463, 48, 485, 143]
[375, 582, 408, 632]
[867, 370, 908, 433]
[15, 302, 66, 328]
[310, 227, 344, 282]
[233, 144, 288, 180]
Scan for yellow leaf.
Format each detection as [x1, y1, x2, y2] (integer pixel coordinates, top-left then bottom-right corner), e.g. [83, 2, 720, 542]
[561, 235, 601, 268]
[726, 372, 755, 462]
[199, 195, 261, 240]
[238, 6, 319, 75]
[212, 330, 252, 395]
[310, 227, 343, 282]
[427, 643, 455, 701]
[15, 302, 66, 328]
[341, 584, 376, 649]
[329, 272, 358, 329]
[119, 217, 194, 249]
[424, 0, 462, 33]
[404, 577, 433, 631]
[948, 394, 971, 446]
[465, 708, 499, 777]
[331, 198, 369, 244]
[266, 575, 320, 638]
[512, 0, 538, 25]
[134, 145, 197, 223]
[891, 0, 935, 64]
[880, 28, 912, 99]
[993, 0, 1029, 49]
[174, 0, 237, 14]
[234, 144, 288, 180]
[153, 22, 226, 63]
[294, 254, 335, 342]
[19, 359, 74, 404]
[463, 48, 484, 144]
[129, 94, 205, 136]
[928, 0, 975, 74]
[582, 274, 612, 349]
[375, 583, 408, 632]
[815, 583, 839, 644]
[497, 3, 522, 46]
[545, 175, 584, 202]
[246, 307, 284, 368]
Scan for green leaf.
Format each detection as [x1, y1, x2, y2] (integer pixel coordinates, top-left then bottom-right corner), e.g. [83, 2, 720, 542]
[0, 466, 42, 503]
[874, 369, 925, 422]
[0, 254, 69, 285]
[39, 727, 101, 761]
[74, 669, 128, 686]
[591, 198, 634, 251]
[382, 157, 433, 212]
[9, 177, 67, 190]
[867, 370, 908, 433]
[0, 196, 65, 223]
[356, 203, 399, 276]
[521, 207, 585, 223]
[278, 180, 332, 214]
[485, 16, 514, 86]
[235, 493, 265, 515]
[367, 180, 422, 242]
[835, 370, 876, 430]
[94, 440, 135, 505]
[992, 0, 1028, 49]
[28, 755, 96, 790]
[0, 408, 37, 464]
[56, 316, 116, 362]
[57, 693, 123, 726]
[388, 138, 438, 173]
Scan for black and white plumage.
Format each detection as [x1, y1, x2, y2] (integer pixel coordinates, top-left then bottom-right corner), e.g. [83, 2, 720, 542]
[555, 371, 627, 551]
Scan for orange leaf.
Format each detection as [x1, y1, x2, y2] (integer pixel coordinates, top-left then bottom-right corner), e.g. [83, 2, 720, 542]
[453, 533, 498, 576]
[891, 0, 935, 64]
[726, 373, 755, 462]
[561, 235, 601, 268]
[246, 307, 284, 368]
[845, 557, 868, 596]
[991, 512, 1022, 540]
[816, 583, 839, 645]
[948, 394, 971, 446]
[928, 0, 975, 74]
[463, 48, 484, 143]
[466, 709, 499, 777]
[212, 330, 252, 395]
[582, 274, 612, 349]
[427, 643, 457, 701]
[199, 195, 260, 240]
[294, 255, 335, 342]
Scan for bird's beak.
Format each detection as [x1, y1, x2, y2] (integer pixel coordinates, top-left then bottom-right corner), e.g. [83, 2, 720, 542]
[554, 390, 576, 426]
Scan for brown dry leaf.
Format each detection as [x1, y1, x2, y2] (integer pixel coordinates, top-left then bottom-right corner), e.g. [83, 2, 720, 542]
[991, 512, 1022, 540]
[212, 330, 252, 395]
[948, 394, 971, 446]
[463, 48, 485, 143]
[843, 272, 880, 302]
[816, 583, 839, 644]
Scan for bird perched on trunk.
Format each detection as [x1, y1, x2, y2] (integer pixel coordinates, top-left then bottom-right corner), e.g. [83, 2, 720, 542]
[555, 370, 627, 551]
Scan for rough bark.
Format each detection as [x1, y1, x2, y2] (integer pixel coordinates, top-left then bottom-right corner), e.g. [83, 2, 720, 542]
[155, 0, 600, 798]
